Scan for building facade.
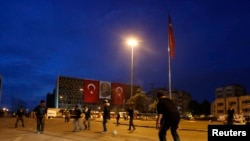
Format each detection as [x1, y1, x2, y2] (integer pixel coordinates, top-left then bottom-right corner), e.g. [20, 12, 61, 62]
[211, 84, 250, 117]
[48, 76, 193, 116]
[51, 76, 141, 111]
[215, 84, 247, 98]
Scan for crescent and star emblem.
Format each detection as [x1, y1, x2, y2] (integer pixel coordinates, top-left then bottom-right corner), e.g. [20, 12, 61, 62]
[115, 87, 123, 97]
[87, 83, 96, 94]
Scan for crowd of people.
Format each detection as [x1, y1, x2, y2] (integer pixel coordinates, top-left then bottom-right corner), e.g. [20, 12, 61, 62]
[14, 92, 183, 141]
[14, 100, 139, 134]
[11, 92, 250, 141]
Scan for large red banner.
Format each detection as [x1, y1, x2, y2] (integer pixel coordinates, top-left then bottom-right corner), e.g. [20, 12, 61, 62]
[111, 82, 126, 106]
[83, 79, 99, 103]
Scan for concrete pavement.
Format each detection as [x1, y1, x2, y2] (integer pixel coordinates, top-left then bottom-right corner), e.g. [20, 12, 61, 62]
[0, 117, 212, 141]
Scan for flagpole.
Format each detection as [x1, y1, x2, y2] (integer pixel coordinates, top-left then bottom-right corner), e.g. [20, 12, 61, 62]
[167, 14, 175, 100]
[168, 39, 172, 99]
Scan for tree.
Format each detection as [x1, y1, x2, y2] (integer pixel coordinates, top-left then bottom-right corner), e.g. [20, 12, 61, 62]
[187, 99, 211, 116]
[126, 88, 151, 113]
[187, 100, 199, 115]
[148, 100, 157, 112]
[199, 100, 211, 116]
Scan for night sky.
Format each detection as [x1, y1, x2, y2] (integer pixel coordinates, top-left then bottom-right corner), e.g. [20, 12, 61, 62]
[1, 0, 250, 109]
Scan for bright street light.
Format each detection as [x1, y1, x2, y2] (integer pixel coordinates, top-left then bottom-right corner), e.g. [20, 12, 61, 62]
[128, 39, 138, 47]
[127, 39, 138, 98]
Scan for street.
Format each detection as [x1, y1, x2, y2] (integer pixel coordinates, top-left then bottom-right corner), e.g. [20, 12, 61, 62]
[0, 117, 214, 141]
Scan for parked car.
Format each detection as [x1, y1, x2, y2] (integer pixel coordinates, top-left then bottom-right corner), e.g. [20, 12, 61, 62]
[217, 114, 245, 124]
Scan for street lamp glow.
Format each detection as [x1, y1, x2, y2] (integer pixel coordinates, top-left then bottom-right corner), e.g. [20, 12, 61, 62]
[127, 38, 138, 99]
[128, 39, 138, 47]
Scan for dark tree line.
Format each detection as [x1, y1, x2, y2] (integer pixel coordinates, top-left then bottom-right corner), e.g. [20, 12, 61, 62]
[187, 99, 211, 116]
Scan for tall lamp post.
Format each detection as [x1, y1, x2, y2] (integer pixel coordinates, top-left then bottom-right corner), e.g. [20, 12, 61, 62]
[128, 39, 138, 98]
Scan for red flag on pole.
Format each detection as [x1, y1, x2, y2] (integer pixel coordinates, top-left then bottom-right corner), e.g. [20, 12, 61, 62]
[168, 15, 175, 58]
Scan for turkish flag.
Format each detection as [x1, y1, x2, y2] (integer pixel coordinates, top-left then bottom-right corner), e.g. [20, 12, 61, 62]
[168, 15, 175, 59]
[111, 83, 125, 105]
[83, 79, 99, 103]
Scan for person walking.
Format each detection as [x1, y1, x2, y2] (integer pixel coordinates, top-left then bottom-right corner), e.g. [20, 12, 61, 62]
[123, 113, 127, 120]
[72, 105, 83, 132]
[116, 112, 120, 126]
[33, 100, 48, 134]
[127, 106, 136, 130]
[156, 91, 180, 141]
[15, 106, 25, 128]
[227, 105, 235, 125]
[64, 110, 70, 123]
[102, 100, 110, 133]
[82, 104, 91, 130]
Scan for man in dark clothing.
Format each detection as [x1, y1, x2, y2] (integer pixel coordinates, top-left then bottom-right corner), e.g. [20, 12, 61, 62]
[33, 100, 47, 134]
[102, 100, 110, 133]
[64, 110, 70, 123]
[72, 105, 83, 132]
[156, 92, 180, 141]
[15, 106, 25, 128]
[127, 106, 136, 130]
[227, 106, 235, 125]
[83, 104, 91, 130]
[116, 112, 120, 126]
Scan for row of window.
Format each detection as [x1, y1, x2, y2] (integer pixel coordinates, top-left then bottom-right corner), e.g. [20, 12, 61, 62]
[217, 108, 250, 114]
[217, 100, 250, 106]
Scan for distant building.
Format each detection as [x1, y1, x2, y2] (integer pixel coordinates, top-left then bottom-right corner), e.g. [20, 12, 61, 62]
[211, 84, 250, 117]
[215, 84, 247, 98]
[55, 76, 84, 109]
[47, 76, 192, 115]
[49, 76, 141, 111]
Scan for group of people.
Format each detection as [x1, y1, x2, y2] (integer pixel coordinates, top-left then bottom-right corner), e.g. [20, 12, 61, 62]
[14, 91, 182, 141]
[15, 100, 92, 134]
[15, 100, 48, 134]
[71, 104, 91, 132]
[103, 91, 180, 141]
[102, 100, 136, 132]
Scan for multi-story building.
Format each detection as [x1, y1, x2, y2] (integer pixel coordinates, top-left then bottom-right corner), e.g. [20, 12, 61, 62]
[211, 84, 250, 117]
[239, 96, 250, 114]
[49, 76, 141, 111]
[48, 75, 193, 116]
[215, 84, 247, 98]
[55, 76, 84, 109]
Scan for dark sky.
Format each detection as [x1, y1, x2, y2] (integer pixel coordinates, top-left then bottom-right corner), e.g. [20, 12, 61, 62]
[1, 0, 250, 109]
